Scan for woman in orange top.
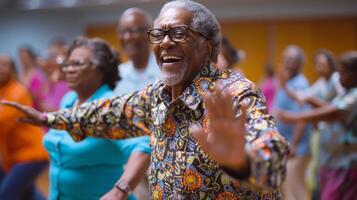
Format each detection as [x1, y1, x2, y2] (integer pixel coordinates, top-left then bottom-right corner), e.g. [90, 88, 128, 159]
[0, 54, 48, 200]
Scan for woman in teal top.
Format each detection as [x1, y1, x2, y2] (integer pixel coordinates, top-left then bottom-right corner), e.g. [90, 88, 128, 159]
[43, 37, 151, 200]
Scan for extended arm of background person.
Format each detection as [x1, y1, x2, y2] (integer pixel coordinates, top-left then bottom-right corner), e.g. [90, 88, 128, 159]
[277, 104, 345, 124]
[304, 96, 330, 108]
[0, 84, 155, 141]
[100, 152, 150, 200]
[192, 83, 289, 191]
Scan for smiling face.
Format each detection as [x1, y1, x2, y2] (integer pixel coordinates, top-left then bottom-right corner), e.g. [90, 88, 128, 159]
[314, 53, 334, 78]
[118, 11, 150, 59]
[153, 7, 211, 87]
[63, 47, 103, 92]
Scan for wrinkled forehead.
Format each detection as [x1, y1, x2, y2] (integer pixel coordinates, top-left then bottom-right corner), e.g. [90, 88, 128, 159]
[154, 7, 193, 29]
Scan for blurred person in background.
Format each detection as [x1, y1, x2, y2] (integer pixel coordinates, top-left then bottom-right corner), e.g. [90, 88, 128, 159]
[18, 46, 48, 111]
[274, 45, 312, 200]
[39, 45, 69, 111]
[113, 8, 160, 199]
[42, 37, 150, 200]
[276, 51, 357, 200]
[215, 36, 245, 74]
[0, 54, 48, 200]
[280, 49, 343, 199]
[259, 63, 277, 113]
[1, 1, 290, 199]
[114, 7, 160, 96]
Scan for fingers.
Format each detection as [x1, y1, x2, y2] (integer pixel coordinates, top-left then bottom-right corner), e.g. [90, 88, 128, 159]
[238, 101, 249, 126]
[203, 84, 235, 119]
[1, 100, 43, 124]
[1, 100, 28, 112]
[18, 117, 43, 126]
[190, 124, 211, 153]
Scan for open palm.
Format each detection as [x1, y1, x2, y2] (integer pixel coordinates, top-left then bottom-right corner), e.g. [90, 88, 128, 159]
[191, 85, 249, 170]
[1, 100, 45, 126]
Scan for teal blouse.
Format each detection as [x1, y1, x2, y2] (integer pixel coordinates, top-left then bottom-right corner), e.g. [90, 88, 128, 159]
[43, 84, 150, 200]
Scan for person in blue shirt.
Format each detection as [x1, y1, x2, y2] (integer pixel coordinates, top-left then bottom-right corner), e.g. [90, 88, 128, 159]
[274, 45, 312, 200]
[43, 37, 151, 200]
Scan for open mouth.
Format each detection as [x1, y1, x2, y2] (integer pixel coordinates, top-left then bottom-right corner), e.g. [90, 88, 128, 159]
[161, 55, 183, 63]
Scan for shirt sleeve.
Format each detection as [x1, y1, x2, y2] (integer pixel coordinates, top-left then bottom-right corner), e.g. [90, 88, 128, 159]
[112, 136, 151, 156]
[44, 84, 155, 142]
[226, 82, 290, 191]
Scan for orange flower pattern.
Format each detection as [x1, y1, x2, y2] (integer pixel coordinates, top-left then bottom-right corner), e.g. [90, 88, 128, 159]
[45, 65, 289, 199]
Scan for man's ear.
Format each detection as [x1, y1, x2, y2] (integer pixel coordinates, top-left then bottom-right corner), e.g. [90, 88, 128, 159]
[206, 42, 213, 63]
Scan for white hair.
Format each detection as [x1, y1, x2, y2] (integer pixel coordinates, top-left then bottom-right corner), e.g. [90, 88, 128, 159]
[156, 0, 221, 63]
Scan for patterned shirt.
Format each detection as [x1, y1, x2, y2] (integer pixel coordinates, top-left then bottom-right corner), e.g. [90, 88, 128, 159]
[319, 87, 357, 169]
[44, 65, 289, 199]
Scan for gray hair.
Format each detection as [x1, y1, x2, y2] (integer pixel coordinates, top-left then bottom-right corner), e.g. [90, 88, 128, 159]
[156, 0, 221, 63]
[284, 45, 305, 65]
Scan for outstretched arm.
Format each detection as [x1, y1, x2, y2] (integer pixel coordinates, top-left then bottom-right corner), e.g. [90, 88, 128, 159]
[276, 104, 344, 124]
[1, 84, 155, 141]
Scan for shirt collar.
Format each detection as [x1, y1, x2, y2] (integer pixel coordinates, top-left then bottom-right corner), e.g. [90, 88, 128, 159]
[64, 84, 111, 108]
[157, 65, 219, 110]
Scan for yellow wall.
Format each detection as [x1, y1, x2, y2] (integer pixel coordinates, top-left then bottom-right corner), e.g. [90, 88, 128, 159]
[86, 17, 357, 83]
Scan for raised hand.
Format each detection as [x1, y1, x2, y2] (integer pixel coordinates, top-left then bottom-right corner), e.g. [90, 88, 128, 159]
[0, 100, 45, 126]
[190, 84, 249, 171]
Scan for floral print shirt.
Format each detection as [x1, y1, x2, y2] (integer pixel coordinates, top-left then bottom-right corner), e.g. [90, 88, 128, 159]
[45, 65, 289, 199]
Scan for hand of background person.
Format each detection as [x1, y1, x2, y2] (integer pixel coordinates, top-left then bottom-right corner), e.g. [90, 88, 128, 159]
[275, 109, 299, 124]
[100, 187, 128, 200]
[191, 84, 250, 171]
[0, 100, 45, 126]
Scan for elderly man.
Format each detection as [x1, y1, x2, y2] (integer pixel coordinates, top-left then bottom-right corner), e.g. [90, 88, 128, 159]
[113, 8, 160, 95]
[274, 45, 312, 200]
[2, 0, 289, 199]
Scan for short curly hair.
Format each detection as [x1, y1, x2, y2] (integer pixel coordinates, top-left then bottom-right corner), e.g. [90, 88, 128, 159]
[156, 0, 221, 63]
[66, 37, 120, 89]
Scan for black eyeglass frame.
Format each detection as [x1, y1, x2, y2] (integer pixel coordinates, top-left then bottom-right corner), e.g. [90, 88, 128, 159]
[61, 60, 93, 70]
[147, 25, 208, 44]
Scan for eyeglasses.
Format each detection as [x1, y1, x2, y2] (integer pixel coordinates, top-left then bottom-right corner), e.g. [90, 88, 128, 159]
[61, 60, 92, 70]
[147, 25, 207, 44]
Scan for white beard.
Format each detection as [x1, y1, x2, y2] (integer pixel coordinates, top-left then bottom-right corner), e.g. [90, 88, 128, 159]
[159, 60, 188, 86]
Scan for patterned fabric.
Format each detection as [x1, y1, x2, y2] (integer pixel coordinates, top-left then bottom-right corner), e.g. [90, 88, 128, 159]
[43, 84, 150, 200]
[319, 88, 357, 169]
[45, 65, 289, 199]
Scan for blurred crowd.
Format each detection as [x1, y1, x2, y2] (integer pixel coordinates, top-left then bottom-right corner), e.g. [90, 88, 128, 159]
[0, 1, 356, 200]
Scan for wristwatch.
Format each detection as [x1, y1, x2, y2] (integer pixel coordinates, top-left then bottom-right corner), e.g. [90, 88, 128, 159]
[115, 179, 131, 194]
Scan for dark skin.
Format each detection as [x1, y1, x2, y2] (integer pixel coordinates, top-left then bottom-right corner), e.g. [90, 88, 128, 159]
[276, 64, 356, 126]
[280, 53, 336, 107]
[2, 47, 150, 200]
[276, 47, 307, 157]
[152, 8, 212, 100]
[1, 7, 252, 176]
[63, 47, 103, 104]
[152, 8, 250, 172]
[118, 8, 151, 70]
